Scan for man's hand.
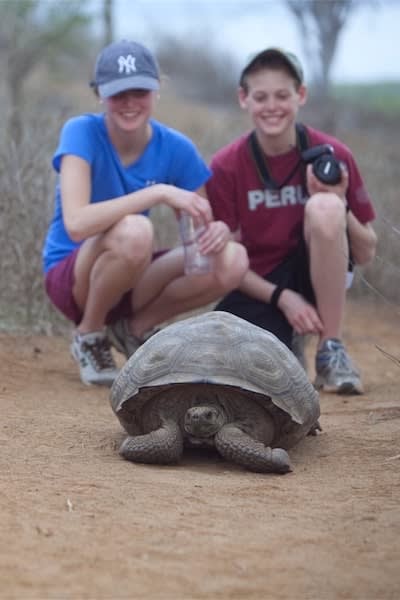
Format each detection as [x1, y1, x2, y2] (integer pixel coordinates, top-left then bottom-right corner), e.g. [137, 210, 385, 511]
[306, 162, 349, 205]
[278, 288, 323, 335]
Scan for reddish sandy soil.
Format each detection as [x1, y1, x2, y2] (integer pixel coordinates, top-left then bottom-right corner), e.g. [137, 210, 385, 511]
[1, 299, 399, 599]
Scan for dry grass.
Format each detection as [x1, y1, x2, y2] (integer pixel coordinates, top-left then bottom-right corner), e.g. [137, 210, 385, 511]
[0, 85, 399, 333]
[339, 127, 400, 307]
[0, 107, 64, 332]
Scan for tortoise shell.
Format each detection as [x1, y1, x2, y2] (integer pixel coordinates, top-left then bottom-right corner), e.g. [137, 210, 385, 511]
[110, 311, 320, 449]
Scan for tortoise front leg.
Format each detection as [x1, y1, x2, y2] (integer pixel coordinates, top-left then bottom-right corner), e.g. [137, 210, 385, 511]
[119, 419, 183, 465]
[215, 424, 291, 474]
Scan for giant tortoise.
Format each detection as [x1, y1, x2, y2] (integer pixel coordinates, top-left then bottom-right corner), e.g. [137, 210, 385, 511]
[110, 311, 320, 474]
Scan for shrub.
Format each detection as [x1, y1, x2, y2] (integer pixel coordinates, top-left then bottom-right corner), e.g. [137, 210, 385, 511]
[0, 86, 399, 333]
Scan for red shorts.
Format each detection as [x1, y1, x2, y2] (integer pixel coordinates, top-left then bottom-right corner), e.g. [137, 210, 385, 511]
[44, 248, 166, 325]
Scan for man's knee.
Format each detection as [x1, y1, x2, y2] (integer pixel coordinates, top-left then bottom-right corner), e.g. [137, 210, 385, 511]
[304, 193, 346, 242]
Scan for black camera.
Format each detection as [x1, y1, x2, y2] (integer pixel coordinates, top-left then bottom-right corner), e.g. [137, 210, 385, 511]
[301, 144, 342, 185]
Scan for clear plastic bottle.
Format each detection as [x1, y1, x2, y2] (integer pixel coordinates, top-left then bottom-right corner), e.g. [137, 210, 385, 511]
[179, 212, 214, 275]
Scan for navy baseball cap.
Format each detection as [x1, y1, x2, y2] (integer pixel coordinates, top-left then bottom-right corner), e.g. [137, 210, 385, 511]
[91, 40, 160, 98]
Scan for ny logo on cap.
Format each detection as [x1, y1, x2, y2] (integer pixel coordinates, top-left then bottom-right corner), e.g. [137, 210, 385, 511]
[118, 54, 137, 74]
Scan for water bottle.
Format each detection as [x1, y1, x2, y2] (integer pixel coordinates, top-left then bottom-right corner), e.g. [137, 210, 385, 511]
[179, 212, 214, 275]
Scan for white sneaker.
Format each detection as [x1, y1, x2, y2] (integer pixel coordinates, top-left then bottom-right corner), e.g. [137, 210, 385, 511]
[70, 331, 119, 387]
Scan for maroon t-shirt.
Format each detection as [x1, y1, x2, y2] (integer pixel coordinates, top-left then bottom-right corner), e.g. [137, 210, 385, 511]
[207, 125, 375, 276]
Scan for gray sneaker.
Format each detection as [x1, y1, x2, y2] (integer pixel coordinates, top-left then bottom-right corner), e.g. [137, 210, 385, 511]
[107, 319, 142, 359]
[314, 338, 363, 395]
[70, 331, 119, 387]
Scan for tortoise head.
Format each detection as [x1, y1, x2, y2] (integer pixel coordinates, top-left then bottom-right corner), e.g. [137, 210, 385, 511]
[183, 405, 227, 438]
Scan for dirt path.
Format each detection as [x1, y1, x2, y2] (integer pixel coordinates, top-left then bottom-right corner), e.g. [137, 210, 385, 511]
[1, 299, 399, 599]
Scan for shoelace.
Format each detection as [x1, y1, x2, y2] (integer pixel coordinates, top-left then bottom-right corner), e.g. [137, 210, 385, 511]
[319, 342, 356, 375]
[82, 337, 115, 371]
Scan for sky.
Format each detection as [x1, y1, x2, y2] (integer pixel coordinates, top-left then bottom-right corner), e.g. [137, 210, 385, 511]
[106, 0, 400, 84]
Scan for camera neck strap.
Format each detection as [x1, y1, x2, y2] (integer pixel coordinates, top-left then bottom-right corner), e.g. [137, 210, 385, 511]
[248, 122, 309, 190]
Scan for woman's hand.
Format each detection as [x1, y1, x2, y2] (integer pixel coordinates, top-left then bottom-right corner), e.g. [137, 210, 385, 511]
[278, 288, 323, 335]
[196, 220, 231, 255]
[161, 185, 213, 224]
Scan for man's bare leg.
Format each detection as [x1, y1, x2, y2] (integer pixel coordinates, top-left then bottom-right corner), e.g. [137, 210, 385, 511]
[304, 193, 348, 349]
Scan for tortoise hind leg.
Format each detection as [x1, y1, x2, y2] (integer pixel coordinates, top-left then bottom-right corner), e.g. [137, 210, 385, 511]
[119, 419, 183, 465]
[215, 424, 291, 474]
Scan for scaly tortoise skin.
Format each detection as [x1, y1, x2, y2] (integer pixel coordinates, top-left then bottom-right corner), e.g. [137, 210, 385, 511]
[110, 311, 320, 474]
